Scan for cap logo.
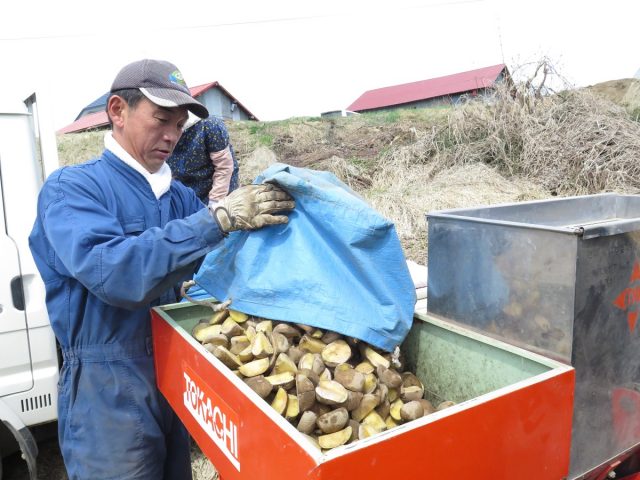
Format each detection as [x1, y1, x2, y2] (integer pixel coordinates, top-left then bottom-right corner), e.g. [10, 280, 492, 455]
[169, 70, 187, 87]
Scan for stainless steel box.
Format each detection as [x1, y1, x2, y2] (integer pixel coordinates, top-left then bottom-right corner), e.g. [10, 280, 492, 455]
[426, 193, 640, 479]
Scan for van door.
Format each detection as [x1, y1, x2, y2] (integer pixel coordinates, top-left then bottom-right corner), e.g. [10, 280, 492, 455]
[0, 107, 35, 397]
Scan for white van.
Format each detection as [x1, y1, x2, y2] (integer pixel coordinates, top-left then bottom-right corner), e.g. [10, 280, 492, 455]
[0, 93, 60, 479]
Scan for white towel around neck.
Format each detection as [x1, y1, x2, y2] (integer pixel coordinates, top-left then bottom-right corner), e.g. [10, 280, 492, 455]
[104, 131, 172, 200]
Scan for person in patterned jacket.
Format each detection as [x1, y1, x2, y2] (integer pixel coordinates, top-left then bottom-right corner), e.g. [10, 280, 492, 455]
[167, 115, 239, 206]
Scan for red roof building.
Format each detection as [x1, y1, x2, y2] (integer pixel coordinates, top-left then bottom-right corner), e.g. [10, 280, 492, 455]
[59, 82, 257, 134]
[347, 64, 509, 113]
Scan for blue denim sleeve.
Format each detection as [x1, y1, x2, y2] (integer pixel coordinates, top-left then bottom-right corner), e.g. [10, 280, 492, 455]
[38, 170, 225, 309]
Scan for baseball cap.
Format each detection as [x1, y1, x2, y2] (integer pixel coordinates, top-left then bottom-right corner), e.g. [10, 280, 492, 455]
[110, 59, 209, 118]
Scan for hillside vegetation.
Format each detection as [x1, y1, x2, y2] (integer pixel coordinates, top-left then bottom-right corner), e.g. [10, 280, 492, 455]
[57, 78, 640, 264]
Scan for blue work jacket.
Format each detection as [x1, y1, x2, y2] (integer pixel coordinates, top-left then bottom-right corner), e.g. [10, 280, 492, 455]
[29, 150, 223, 347]
[28, 150, 225, 479]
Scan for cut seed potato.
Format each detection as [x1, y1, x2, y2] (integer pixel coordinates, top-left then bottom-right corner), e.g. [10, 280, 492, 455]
[419, 399, 436, 415]
[273, 353, 298, 375]
[401, 372, 424, 390]
[204, 334, 230, 349]
[251, 331, 274, 359]
[388, 388, 399, 403]
[363, 373, 378, 394]
[192, 320, 209, 336]
[265, 372, 296, 390]
[299, 335, 326, 354]
[361, 346, 390, 369]
[256, 320, 273, 334]
[319, 368, 332, 382]
[348, 419, 360, 442]
[342, 390, 364, 412]
[385, 416, 398, 429]
[310, 402, 332, 418]
[271, 332, 289, 353]
[355, 361, 375, 375]
[390, 399, 404, 421]
[285, 394, 300, 420]
[316, 380, 349, 406]
[375, 399, 390, 419]
[321, 331, 342, 344]
[436, 400, 456, 411]
[271, 387, 288, 415]
[400, 400, 424, 421]
[358, 424, 379, 440]
[244, 325, 256, 342]
[203, 343, 217, 355]
[334, 367, 365, 393]
[298, 353, 325, 375]
[296, 374, 316, 412]
[272, 323, 302, 340]
[239, 357, 270, 377]
[351, 393, 379, 422]
[287, 346, 304, 364]
[316, 408, 349, 433]
[237, 344, 254, 363]
[298, 368, 320, 386]
[375, 384, 389, 404]
[210, 309, 229, 325]
[377, 365, 402, 389]
[317, 407, 349, 434]
[297, 411, 317, 434]
[296, 372, 315, 393]
[400, 385, 424, 402]
[321, 340, 352, 367]
[229, 309, 248, 323]
[193, 324, 223, 343]
[362, 410, 386, 433]
[213, 346, 242, 369]
[297, 389, 316, 413]
[296, 323, 315, 334]
[229, 335, 250, 354]
[221, 318, 244, 338]
[318, 426, 352, 449]
[244, 375, 273, 399]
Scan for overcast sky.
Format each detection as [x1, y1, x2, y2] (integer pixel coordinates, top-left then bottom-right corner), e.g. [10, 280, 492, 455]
[1, 0, 638, 131]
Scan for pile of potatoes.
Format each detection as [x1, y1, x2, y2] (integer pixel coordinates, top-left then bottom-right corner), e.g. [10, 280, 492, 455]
[192, 308, 455, 451]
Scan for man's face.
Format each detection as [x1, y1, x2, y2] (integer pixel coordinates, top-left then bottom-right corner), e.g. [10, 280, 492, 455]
[112, 96, 188, 173]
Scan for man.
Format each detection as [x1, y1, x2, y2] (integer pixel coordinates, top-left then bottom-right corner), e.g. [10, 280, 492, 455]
[167, 114, 240, 205]
[28, 59, 294, 480]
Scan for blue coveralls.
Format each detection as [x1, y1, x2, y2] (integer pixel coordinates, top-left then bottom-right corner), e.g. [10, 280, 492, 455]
[29, 150, 225, 479]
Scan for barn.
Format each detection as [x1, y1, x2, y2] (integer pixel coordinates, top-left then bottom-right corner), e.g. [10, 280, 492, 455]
[347, 64, 510, 113]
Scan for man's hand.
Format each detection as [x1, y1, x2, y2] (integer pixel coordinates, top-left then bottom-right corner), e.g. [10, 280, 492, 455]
[210, 183, 295, 234]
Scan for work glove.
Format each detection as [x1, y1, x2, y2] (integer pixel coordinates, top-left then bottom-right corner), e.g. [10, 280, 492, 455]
[210, 183, 295, 234]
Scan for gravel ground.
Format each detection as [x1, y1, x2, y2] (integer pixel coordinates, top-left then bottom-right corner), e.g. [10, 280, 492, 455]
[2, 436, 217, 480]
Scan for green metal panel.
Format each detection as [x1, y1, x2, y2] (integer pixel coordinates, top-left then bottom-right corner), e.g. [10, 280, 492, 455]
[403, 314, 554, 404]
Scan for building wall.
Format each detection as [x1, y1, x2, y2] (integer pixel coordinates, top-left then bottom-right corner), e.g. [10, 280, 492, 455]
[358, 92, 478, 113]
[199, 89, 250, 121]
[356, 71, 507, 114]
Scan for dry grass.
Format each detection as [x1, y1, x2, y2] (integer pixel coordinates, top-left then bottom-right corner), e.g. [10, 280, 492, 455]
[438, 87, 640, 195]
[56, 130, 104, 166]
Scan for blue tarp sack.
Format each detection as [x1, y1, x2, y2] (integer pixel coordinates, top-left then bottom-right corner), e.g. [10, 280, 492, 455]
[193, 163, 416, 352]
